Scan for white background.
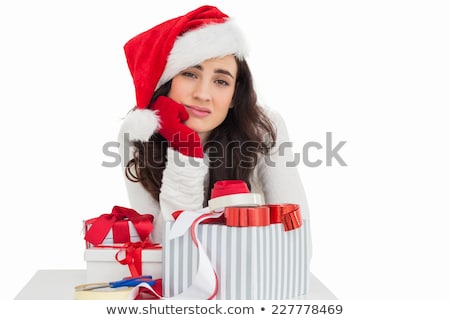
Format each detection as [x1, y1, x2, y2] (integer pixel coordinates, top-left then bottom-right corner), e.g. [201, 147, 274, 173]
[1, 0, 449, 303]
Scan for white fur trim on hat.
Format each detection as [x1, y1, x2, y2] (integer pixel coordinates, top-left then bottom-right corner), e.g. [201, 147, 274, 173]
[120, 109, 160, 142]
[156, 19, 249, 90]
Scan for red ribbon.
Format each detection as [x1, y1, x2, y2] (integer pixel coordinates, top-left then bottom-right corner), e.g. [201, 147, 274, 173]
[88, 240, 161, 279]
[172, 202, 302, 231]
[84, 206, 154, 246]
[133, 278, 163, 300]
[223, 204, 302, 231]
[267, 204, 302, 231]
[115, 240, 159, 278]
[225, 206, 270, 227]
[172, 209, 225, 225]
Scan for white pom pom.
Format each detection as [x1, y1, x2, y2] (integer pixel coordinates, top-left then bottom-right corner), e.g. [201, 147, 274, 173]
[119, 109, 160, 141]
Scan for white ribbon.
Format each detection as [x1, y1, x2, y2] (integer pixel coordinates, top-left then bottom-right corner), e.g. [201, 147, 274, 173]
[130, 207, 224, 300]
[166, 207, 224, 300]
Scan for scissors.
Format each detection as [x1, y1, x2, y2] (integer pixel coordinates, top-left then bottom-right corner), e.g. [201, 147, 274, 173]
[79, 275, 156, 291]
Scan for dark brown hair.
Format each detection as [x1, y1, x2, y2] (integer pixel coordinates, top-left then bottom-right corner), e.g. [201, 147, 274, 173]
[125, 58, 276, 206]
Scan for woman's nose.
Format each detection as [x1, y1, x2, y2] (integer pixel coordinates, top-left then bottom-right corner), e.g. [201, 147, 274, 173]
[192, 80, 211, 101]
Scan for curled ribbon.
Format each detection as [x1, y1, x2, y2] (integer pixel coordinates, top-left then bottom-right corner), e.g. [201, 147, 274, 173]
[84, 206, 154, 246]
[128, 208, 221, 300]
[267, 203, 302, 231]
[164, 207, 222, 300]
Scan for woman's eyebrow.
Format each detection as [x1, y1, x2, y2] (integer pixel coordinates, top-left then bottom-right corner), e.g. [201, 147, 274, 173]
[192, 64, 235, 79]
[214, 68, 235, 79]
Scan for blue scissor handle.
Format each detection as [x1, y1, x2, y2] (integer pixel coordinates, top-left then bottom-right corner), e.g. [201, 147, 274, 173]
[109, 275, 156, 288]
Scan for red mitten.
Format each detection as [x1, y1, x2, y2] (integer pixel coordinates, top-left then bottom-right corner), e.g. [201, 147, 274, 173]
[151, 96, 203, 158]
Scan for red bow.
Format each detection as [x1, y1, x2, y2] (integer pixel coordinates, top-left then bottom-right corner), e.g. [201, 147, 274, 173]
[115, 240, 160, 278]
[84, 206, 154, 246]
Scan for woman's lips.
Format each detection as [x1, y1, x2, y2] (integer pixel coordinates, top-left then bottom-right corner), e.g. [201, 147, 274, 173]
[185, 105, 211, 118]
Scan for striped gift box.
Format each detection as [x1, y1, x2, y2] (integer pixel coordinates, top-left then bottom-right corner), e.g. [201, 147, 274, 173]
[162, 220, 311, 299]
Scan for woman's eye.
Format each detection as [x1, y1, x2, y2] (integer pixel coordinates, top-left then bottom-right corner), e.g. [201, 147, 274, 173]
[215, 79, 229, 86]
[181, 71, 197, 78]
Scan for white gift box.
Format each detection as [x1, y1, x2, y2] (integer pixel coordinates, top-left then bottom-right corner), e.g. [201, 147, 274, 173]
[84, 247, 162, 283]
[162, 219, 311, 299]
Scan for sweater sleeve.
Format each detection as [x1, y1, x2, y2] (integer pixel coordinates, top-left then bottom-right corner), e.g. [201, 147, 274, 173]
[256, 109, 310, 220]
[159, 148, 209, 220]
[118, 127, 164, 243]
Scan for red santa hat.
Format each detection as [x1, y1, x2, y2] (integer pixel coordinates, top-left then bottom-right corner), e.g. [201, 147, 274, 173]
[121, 5, 249, 141]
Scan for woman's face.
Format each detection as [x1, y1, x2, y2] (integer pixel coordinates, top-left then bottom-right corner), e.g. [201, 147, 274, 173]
[168, 55, 237, 142]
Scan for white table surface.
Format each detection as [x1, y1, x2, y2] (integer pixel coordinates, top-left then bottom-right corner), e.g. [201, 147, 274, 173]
[14, 269, 337, 300]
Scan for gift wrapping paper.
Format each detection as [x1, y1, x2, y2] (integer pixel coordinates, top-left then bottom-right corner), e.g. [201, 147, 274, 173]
[162, 219, 310, 299]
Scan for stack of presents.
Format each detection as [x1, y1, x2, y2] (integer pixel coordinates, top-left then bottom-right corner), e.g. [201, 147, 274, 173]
[79, 180, 311, 300]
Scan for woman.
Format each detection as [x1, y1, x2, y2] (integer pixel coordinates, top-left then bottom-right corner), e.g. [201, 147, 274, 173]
[119, 5, 310, 244]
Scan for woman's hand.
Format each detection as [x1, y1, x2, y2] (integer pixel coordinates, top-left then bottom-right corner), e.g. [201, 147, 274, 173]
[151, 96, 203, 158]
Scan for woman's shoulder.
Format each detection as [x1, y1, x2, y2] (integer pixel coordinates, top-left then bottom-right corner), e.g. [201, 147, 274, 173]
[259, 104, 292, 144]
[260, 104, 286, 123]
[260, 105, 288, 131]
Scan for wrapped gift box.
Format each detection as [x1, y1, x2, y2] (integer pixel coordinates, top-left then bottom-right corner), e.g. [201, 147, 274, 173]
[84, 206, 154, 248]
[84, 247, 162, 283]
[162, 219, 311, 299]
